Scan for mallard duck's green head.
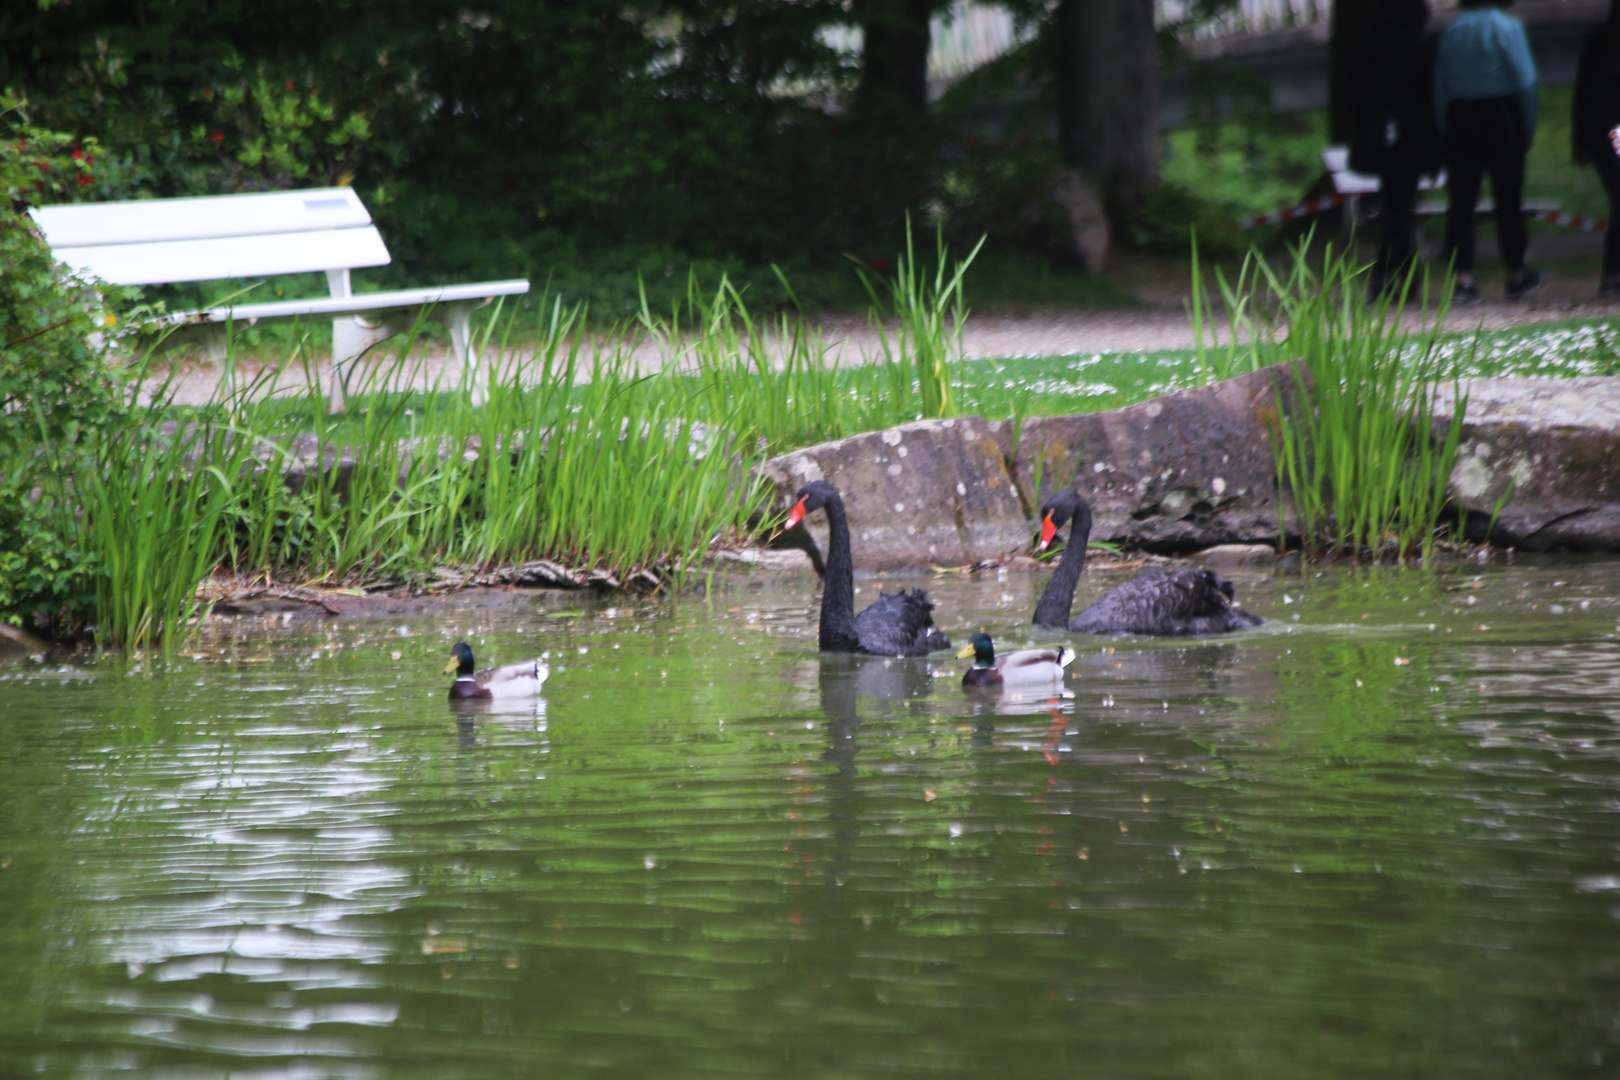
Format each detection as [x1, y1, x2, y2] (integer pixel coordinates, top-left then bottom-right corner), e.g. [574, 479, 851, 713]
[957, 632, 995, 666]
[445, 641, 476, 677]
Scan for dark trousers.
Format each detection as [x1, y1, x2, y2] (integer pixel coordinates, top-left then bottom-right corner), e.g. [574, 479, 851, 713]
[1592, 147, 1620, 278]
[1443, 95, 1530, 274]
[1375, 154, 1422, 287]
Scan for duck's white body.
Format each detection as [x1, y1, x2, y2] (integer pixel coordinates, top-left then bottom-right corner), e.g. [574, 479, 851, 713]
[472, 660, 549, 699]
[980, 647, 1075, 686]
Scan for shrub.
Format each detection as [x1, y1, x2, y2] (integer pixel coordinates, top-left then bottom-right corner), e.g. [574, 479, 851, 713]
[1131, 181, 1243, 256]
[0, 109, 133, 631]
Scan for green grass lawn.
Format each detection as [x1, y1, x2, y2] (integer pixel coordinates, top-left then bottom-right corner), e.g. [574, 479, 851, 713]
[237, 315, 1620, 447]
[960, 315, 1620, 419]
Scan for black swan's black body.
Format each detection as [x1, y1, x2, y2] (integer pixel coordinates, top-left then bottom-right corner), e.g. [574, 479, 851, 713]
[1031, 491, 1264, 637]
[786, 481, 952, 657]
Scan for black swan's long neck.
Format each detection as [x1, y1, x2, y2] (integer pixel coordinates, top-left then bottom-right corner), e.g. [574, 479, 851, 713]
[1032, 512, 1091, 628]
[819, 496, 861, 651]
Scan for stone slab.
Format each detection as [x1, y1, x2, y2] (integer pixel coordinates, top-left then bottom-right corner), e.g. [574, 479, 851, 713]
[1012, 365, 1299, 552]
[1436, 377, 1620, 551]
[758, 416, 1030, 570]
[0, 622, 50, 664]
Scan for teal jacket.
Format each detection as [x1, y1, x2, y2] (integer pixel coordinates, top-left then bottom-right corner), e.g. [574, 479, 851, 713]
[1433, 6, 1538, 139]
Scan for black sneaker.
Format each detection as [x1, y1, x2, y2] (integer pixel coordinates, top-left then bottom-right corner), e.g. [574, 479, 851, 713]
[1454, 280, 1482, 304]
[1505, 268, 1544, 300]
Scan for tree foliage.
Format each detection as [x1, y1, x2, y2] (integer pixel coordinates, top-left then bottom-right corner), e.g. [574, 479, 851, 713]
[1, 0, 954, 273]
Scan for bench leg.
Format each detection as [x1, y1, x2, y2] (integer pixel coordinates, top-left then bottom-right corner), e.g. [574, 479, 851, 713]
[445, 301, 483, 405]
[331, 317, 402, 413]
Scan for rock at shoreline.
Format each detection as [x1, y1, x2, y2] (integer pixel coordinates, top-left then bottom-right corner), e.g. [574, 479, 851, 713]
[758, 417, 1029, 570]
[1186, 543, 1280, 567]
[1013, 366, 1299, 552]
[1437, 377, 1620, 551]
[0, 623, 50, 664]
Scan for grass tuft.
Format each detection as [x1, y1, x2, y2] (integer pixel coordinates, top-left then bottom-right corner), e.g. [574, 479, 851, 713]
[1194, 237, 1468, 561]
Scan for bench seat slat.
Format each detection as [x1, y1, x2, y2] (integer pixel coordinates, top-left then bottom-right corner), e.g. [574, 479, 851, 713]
[156, 280, 531, 326]
[30, 187, 371, 247]
[53, 227, 391, 286]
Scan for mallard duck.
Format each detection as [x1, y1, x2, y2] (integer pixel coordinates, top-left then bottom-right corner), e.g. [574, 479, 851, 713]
[444, 641, 549, 701]
[958, 632, 1074, 688]
[1032, 490, 1265, 636]
[784, 481, 951, 656]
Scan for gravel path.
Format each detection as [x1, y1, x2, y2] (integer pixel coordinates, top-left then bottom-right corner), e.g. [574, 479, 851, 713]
[153, 260, 1620, 407]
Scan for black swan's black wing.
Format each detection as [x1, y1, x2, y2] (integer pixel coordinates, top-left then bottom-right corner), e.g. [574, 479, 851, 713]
[855, 589, 952, 656]
[1068, 569, 1263, 637]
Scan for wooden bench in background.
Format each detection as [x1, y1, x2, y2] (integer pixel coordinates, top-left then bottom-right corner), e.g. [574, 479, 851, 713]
[30, 187, 528, 411]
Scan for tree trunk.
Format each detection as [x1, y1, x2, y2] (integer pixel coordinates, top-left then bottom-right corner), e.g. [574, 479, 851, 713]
[843, 0, 936, 240]
[1053, 0, 1159, 237]
[856, 0, 932, 119]
[1328, 0, 1382, 142]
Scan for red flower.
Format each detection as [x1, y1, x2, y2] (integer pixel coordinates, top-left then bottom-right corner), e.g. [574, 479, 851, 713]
[285, 80, 294, 91]
[71, 147, 84, 160]
[78, 175, 91, 186]
[868, 257, 890, 272]
[210, 130, 225, 142]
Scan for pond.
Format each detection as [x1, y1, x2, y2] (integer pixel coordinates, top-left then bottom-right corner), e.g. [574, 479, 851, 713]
[3, 556, 1620, 1078]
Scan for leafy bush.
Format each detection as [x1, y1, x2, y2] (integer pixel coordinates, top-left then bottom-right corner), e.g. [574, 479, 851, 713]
[0, 111, 134, 631]
[1130, 181, 1244, 256]
[938, 136, 1069, 260]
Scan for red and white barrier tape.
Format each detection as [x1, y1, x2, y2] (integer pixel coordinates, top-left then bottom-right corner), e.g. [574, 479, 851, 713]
[1536, 209, 1609, 233]
[1242, 199, 1611, 233]
[1238, 193, 1348, 229]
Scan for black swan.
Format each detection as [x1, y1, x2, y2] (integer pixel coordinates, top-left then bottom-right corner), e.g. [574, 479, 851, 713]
[1031, 490, 1264, 636]
[784, 481, 953, 656]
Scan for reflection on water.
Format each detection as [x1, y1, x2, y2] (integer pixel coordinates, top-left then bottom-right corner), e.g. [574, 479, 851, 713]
[3, 557, 1620, 1077]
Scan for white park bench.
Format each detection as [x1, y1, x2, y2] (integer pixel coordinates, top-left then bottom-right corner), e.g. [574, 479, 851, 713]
[29, 187, 529, 411]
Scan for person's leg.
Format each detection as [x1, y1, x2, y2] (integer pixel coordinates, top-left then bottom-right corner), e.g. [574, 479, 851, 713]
[1489, 140, 1528, 275]
[1380, 156, 1421, 292]
[1480, 95, 1541, 297]
[1442, 104, 1486, 287]
[1592, 151, 1620, 287]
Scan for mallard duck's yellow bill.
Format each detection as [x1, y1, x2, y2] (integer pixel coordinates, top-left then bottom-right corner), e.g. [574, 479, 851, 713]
[957, 643, 977, 659]
[443, 657, 461, 674]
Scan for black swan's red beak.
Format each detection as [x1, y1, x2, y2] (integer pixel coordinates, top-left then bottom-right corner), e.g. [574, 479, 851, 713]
[1037, 511, 1057, 551]
[784, 495, 808, 531]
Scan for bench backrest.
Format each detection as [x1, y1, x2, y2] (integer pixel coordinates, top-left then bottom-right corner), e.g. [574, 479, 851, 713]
[29, 187, 390, 286]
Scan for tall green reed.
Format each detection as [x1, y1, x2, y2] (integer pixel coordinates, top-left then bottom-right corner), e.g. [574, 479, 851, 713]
[1193, 238, 1467, 560]
[857, 220, 984, 421]
[210, 296, 767, 590]
[82, 240, 989, 646]
[79, 396, 244, 650]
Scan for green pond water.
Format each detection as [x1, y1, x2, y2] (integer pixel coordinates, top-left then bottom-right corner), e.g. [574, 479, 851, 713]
[4, 557, 1620, 1079]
